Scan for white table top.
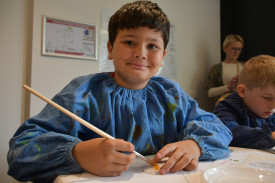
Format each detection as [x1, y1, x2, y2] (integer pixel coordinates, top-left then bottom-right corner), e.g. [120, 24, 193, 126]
[54, 147, 275, 183]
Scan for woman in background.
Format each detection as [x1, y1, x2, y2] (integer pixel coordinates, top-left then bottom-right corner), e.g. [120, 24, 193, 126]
[207, 34, 244, 105]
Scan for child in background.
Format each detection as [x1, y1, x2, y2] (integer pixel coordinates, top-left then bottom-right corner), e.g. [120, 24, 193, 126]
[8, 1, 232, 182]
[214, 55, 275, 149]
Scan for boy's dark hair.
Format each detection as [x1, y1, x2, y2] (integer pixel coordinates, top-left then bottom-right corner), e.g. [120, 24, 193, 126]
[108, 0, 170, 49]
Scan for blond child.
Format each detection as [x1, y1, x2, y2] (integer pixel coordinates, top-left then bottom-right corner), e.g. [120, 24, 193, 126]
[8, 1, 232, 182]
[214, 55, 275, 149]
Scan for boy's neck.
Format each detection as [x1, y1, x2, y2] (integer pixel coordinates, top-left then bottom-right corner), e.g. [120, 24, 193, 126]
[113, 73, 148, 90]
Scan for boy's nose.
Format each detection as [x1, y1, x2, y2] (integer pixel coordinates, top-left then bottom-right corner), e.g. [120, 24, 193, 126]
[134, 46, 147, 60]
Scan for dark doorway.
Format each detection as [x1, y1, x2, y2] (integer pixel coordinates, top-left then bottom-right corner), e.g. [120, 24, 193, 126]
[220, 0, 275, 62]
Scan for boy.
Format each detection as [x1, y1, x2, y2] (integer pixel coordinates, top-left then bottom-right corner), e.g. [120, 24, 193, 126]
[8, 1, 232, 182]
[214, 55, 275, 149]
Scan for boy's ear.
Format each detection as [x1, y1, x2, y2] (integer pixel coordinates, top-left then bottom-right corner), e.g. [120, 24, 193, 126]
[160, 49, 167, 67]
[107, 41, 113, 60]
[237, 84, 247, 98]
[163, 49, 167, 57]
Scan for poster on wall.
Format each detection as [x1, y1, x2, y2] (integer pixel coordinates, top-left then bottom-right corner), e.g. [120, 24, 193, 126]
[42, 16, 97, 60]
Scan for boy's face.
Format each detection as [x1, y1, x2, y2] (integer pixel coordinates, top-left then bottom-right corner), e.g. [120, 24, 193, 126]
[107, 27, 166, 90]
[238, 85, 275, 118]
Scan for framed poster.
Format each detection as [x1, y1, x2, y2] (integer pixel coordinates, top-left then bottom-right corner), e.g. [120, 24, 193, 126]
[42, 16, 97, 60]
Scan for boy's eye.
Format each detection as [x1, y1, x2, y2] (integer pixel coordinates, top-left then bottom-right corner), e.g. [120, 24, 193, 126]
[148, 44, 157, 49]
[263, 96, 272, 101]
[124, 41, 135, 46]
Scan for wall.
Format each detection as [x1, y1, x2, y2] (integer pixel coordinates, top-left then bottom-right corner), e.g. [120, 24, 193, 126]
[0, 0, 220, 182]
[0, 0, 32, 182]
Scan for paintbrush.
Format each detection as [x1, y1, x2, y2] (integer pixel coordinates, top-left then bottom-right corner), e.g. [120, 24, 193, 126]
[23, 84, 155, 166]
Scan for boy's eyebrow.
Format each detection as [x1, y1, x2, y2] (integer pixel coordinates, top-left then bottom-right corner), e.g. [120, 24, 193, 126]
[263, 93, 275, 96]
[121, 34, 163, 43]
[261, 90, 275, 96]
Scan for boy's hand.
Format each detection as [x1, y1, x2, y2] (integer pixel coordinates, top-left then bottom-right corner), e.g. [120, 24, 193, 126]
[272, 131, 275, 140]
[153, 139, 201, 174]
[72, 138, 136, 177]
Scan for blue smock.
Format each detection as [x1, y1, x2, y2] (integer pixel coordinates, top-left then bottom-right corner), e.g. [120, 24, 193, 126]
[8, 73, 232, 182]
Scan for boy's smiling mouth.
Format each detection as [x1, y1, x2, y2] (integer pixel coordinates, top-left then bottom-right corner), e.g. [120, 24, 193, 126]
[265, 111, 274, 115]
[128, 62, 149, 69]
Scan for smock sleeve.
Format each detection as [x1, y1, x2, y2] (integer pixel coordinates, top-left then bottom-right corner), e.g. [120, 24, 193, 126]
[7, 77, 90, 182]
[179, 90, 232, 160]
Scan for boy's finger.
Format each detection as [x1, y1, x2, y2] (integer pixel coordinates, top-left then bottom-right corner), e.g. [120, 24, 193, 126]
[183, 159, 198, 171]
[154, 143, 176, 161]
[104, 139, 135, 152]
[113, 151, 136, 165]
[159, 148, 187, 174]
[170, 153, 193, 172]
[159, 157, 177, 174]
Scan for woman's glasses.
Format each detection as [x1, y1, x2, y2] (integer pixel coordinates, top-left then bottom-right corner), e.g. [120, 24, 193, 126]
[230, 47, 242, 52]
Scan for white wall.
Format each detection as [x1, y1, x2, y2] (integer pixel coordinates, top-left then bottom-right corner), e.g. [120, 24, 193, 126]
[0, 0, 220, 182]
[0, 0, 32, 182]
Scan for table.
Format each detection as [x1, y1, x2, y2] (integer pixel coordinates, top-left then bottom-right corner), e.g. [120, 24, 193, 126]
[54, 147, 275, 183]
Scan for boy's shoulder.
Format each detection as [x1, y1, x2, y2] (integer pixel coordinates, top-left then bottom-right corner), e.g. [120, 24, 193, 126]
[70, 73, 111, 84]
[72, 72, 107, 80]
[63, 73, 110, 91]
[213, 92, 258, 120]
[218, 92, 242, 105]
[148, 76, 188, 98]
[150, 76, 180, 89]
[68, 74, 183, 96]
[214, 92, 245, 112]
[70, 73, 180, 88]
